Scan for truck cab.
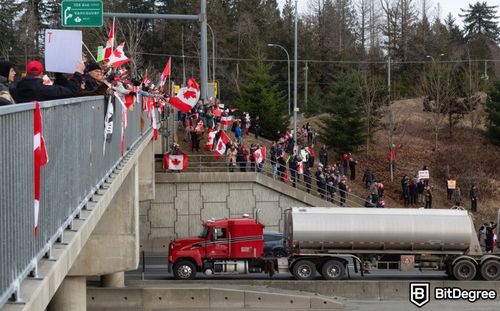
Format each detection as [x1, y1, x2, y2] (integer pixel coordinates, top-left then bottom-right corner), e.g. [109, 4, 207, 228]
[168, 216, 264, 279]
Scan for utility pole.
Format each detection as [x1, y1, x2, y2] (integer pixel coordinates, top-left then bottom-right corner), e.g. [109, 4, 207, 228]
[387, 56, 394, 183]
[293, 0, 298, 150]
[200, 0, 208, 102]
[182, 26, 186, 86]
[304, 61, 308, 111]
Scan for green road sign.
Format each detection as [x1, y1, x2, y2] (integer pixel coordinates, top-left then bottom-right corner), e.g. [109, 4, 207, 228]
[62, 1, 103, 27]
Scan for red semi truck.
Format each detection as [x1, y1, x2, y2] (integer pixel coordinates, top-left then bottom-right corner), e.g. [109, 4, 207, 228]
[168, 208, 500, 281]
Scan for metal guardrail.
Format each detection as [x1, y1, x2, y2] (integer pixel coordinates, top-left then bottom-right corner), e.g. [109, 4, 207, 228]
[0, 96, 151, 308]
[163, 154, 367, 208]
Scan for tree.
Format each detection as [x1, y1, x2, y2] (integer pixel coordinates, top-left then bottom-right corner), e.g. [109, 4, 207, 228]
[460, 1, 500, 43]
[234, 52, 288, 140]
[359, 70, 387, 153]
[320, 71, 366, 154]
[420, 61, 456, 151]
[486, 80, 500, 145]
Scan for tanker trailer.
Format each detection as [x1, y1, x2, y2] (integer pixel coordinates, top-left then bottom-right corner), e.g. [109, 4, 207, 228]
[285, 207, 500, 281]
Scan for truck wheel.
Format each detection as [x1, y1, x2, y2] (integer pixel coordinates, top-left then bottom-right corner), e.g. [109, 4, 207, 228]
[322, 260, 345, 280]
[453, 260, 476, 281]
[292, 260, 316, 280]
[480, 260, 500, 281]
[173, 260, 197, 280]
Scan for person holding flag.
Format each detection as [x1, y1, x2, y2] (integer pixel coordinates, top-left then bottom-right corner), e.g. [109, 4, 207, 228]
[164, 143, 188, 171]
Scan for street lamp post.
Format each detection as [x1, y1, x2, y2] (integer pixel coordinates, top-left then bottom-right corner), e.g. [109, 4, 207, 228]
[207, 23, 216, 84]
[293, 0, 298, 150]
[267, 43, 291, 116]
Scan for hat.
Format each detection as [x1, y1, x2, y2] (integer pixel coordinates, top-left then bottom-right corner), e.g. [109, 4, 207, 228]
[85, 62, 101, 73]
[26, 60, 43, 75]
[0, 60, 14, 78]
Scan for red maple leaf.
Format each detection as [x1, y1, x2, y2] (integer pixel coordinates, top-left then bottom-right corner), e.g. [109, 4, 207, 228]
[171, 157, 181, 166]
[217, 141, 224, 151]
[113, 49, 122, 58]
[183, 90, 197, 100]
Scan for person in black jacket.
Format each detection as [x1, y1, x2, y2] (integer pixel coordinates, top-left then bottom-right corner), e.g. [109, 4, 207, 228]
[319, 144, 328, 166]
[11, 60, 84, 103]
[0, 60, 16, 105]
[470, 185, 478, 212]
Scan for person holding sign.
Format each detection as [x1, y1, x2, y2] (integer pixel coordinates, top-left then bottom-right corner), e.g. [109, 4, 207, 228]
[11, 60, 85, 103]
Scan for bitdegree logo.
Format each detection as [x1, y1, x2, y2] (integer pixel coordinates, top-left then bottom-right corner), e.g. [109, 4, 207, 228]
[410, 283, 497, 308]
[435, 287, 497, 302]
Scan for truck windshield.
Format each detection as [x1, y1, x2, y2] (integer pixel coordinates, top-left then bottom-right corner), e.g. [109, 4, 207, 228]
[198, 226, 209, 238]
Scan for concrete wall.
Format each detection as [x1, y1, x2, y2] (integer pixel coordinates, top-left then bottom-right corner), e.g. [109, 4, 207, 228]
[140, 173, 332, 254]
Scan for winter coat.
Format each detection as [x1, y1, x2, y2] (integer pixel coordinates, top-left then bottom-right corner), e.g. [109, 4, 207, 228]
[0, 76, 15, 106]
[12, 73, 83, 103]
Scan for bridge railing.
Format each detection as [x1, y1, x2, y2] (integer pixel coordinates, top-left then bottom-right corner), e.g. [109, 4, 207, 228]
[162, 154, 366, 208]
[0, 96, 151, 307]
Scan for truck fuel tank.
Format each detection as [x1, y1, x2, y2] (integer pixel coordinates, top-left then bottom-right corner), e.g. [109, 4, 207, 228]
[285, 207, 474, 252]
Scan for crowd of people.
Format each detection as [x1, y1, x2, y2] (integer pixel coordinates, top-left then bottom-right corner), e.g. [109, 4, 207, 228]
[0, 58, 166, 107]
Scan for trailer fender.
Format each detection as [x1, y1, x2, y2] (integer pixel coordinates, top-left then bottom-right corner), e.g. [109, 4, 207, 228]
[479, 254, 500, 265]
[451, 256, 478, 267]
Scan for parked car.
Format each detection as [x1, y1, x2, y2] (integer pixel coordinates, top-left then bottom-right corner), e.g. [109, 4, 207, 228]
[263, 231, 288, 258]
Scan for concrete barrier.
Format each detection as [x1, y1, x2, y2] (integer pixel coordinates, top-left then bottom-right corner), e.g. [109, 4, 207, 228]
[143, 288, 210, 309]
[244, 290, 311, 309]
[87, 285, 344, 310]
[209, 288, 244, 309]
[87, 288, 142, 310]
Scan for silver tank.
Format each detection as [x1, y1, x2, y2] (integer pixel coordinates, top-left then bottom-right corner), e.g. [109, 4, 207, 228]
[285, 207, 474, 252]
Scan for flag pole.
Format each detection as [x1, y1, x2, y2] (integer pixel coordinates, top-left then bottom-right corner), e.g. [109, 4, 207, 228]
[112, 17, 116, 51]
[82, 41, 97, 62]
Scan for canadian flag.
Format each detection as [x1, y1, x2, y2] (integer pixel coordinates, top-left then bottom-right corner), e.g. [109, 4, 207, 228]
[214, 131, 230, 160]
[160, 57, 171, 90]
[104, 19, 115, 60]
[151, 107, 158, 141]
[221, 116, 233, 125]
[34, 101, 48, 238]
[297, 161, 304, 174]
[253, 146, 266, 164]
[164, 153, 188, 171]
[204, 129, 217, 151]
[124, 93, 135, 110]
[114, 93, 128, 155]
[168, 78, 200, 113]
[108, 42, 131, 68]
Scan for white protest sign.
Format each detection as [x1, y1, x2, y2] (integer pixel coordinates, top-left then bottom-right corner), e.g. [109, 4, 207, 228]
[418, 170, 429, 180]
[44, 29, 82, 74]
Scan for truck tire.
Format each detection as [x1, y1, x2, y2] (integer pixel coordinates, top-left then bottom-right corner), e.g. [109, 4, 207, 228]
[480, 260, 500, 281]
[173, 260, 197, 280]
[453, 260, 476, 281]
[321, 260, 345, 280]
[292, 260, 316, 280]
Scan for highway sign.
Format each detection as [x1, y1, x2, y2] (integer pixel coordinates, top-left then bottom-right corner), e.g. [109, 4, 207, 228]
[62, 1, 103, 27]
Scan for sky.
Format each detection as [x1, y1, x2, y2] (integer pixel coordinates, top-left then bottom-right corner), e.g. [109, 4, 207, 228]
[277, 0, 500, 26]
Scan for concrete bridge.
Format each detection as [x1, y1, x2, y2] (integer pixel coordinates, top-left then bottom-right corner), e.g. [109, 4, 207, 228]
[0, 97, 339, 311]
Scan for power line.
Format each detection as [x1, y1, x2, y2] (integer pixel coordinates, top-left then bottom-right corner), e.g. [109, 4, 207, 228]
[134, 51, 500, 65]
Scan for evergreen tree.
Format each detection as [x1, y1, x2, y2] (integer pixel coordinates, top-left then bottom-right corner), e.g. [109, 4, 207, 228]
[460, 1, 500, 42]
[235, 52, 288, 140]
[486, 80, 500, 145]
[319, 71, 366, 154]
[0, 0, 19, 58]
